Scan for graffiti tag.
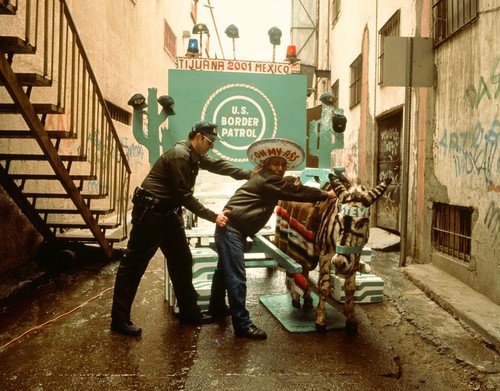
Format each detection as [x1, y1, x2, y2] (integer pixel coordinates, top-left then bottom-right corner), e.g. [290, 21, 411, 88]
[464, 57, 499, 109]
[438, 120, 500, 185]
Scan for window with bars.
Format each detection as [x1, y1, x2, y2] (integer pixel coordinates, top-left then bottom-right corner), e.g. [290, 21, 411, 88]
[331, 80, 339, 109]
[332, 0, 341, 27]
[349, 55, 362, 108]
[164, 19, 177, 59]
[378, 10, 400, 84]
[432, 202, 473, 263]
[433, 0, 478, 45]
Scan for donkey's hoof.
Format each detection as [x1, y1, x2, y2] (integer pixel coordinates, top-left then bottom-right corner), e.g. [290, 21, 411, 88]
[291, 299, 301, 308]
[345, 320, 358, 333]
[303, 298, 313, 308]
[315, 323, 327, 333]
[359, 261, 371, 274]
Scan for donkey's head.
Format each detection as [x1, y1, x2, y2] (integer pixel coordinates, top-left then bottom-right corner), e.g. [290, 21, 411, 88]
[328, 174, 392, 276]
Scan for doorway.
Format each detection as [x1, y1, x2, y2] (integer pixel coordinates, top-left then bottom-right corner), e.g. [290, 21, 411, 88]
[375, 110, 402, 232]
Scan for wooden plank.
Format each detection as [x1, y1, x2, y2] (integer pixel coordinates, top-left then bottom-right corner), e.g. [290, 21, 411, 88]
[0, 154, 86, 161]
[0, 130, 73, 139]
[0, 103, 64, 114]
[0, 37, 35, 53]
[56, 232, 126, 243]
[184, 227, 274, 239]
[36, 208, 114, 215]
[47, 221, 120, 229]
[0, 73, 52, 87]
[254, 234, 302, 273]
[9, 173, 96, 180]
[244, 259, 278, 268]
[23, 192, 106, 199]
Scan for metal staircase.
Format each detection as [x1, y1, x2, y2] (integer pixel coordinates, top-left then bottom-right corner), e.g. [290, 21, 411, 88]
[0, 0, 131, 259]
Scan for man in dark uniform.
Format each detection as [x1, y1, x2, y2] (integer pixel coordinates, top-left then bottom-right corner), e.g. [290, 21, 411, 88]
[111, 121, 252, 336]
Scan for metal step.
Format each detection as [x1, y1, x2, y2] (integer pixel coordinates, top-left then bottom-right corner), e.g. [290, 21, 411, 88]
[8, 173, 96, 180]
[0, 36, 35, 54]
[0, 130, 73, 139]
[56, 230, 127, 244]
[0, 103, 64, 114]
[23, 192, 107, 199]
[36, 207, 114, 215]
[0, 73, 52, 87]
[47, 221, 120, 230]
[0, 154, 86, 161]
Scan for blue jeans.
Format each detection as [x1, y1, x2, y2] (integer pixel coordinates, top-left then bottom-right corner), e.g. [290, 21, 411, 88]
[209, 224, 252, 332]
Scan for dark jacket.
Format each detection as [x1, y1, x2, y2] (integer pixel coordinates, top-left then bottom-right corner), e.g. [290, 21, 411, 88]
[225, 168, 329, 236]
[141, 140, 251, 222]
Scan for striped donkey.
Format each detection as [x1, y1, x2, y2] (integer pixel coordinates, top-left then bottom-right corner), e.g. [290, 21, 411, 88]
[276, 172, 392, 332]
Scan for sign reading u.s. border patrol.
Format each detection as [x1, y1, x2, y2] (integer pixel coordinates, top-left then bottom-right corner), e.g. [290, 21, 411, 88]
[167, 60, 307, 170]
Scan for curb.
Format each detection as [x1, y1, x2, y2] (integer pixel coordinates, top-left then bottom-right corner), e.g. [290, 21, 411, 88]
[403, 263, 500, 355]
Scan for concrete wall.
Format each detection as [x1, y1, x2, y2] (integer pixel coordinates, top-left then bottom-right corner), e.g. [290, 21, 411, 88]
[431, 0, 500, 303]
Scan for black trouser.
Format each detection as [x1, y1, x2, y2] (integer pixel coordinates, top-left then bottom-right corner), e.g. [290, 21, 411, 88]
[111, 205, 201, 323]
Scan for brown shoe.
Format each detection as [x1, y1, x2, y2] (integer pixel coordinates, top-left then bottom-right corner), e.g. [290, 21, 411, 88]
[234, 325, 267, 340]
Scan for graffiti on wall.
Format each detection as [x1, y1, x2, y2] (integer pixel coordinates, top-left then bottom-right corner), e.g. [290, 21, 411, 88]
[80, 131, 145, 194]
[438, 119, 500, 186]
[120, 136, 145, 163]
[464, 57, 499, 109]
[438, 57, 500, 189]
[485, 200, 500, 241]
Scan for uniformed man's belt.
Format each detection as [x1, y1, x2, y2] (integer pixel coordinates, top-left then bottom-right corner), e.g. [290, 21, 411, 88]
[133, 187, 179, 213]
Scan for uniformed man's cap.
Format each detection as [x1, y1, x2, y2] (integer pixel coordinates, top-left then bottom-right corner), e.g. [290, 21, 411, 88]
[332, 111, 347, 133]
[192, 121, 218, 139]
[158, 95, 175, 115]
[127, 93, 147, 110]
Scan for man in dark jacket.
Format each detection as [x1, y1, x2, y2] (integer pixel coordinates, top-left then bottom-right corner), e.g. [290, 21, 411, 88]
[208, 138, 335, 340]
[111, 121, 252, 336]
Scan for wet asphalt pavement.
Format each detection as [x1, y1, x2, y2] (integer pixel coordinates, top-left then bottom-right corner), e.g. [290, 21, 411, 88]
[0, 247, 402, 391]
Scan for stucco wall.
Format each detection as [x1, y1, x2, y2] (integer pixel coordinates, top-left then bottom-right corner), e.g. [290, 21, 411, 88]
[432, 3, 500, 303]
[65, 0, 193, 189]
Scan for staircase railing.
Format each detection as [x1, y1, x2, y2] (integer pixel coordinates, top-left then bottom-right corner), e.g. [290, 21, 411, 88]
[0, 0, 131, 258]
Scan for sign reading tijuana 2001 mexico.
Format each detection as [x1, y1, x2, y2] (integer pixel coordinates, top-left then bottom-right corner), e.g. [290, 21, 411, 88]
[166, 64, 307, 170]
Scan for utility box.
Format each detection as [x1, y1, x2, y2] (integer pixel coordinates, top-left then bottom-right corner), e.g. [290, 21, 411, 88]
[330, 272, 384, 304]
[165, 247, 218, 313]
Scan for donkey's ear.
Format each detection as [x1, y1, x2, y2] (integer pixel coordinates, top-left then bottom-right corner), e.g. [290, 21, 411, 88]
[363, 178, 392, 206]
